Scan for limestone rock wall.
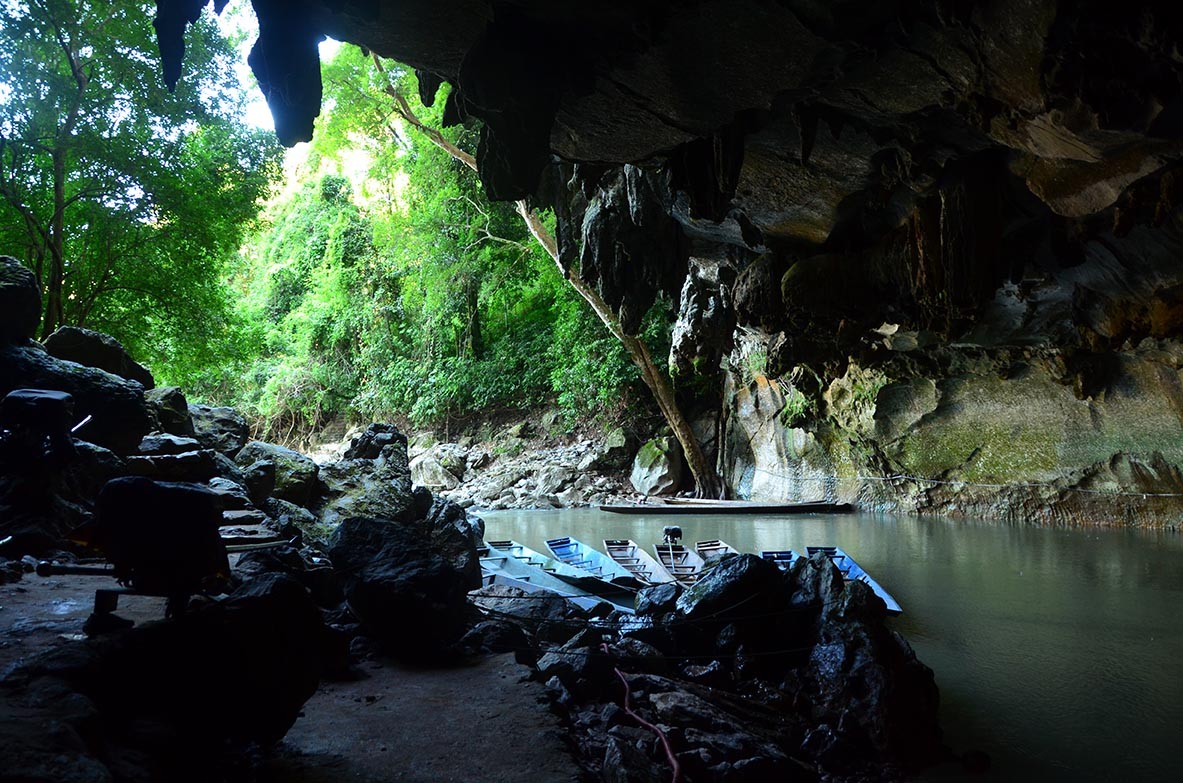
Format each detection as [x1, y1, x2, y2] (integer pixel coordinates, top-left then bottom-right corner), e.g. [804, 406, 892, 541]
[722, 339, 1183, 527]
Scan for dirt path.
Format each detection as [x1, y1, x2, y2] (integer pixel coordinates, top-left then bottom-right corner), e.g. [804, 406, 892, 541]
[261, 654, 581, 783]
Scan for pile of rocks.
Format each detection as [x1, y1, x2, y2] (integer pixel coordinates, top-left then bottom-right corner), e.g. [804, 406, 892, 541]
[400, 424, 633, 510]
[487, 552, 946, 781]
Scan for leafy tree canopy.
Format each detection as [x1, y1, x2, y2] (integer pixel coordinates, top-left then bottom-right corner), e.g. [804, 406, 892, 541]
[0, 0, 281, 383]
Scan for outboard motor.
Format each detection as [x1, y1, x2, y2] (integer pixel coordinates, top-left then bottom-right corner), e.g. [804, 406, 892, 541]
[662, 525, 683, 545]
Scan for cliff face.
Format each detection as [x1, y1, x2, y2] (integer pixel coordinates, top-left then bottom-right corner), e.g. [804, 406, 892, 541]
[157, 0, 1183, 523]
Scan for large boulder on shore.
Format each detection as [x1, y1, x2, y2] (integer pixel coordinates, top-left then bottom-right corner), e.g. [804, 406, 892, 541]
[42, 326, 154, 389]
[0, 256, 41, 344]
[313, 432, 415, 530]
[418, 497, 484, 589]
[0, 343, 152, 454]
[342, 422, 406, 459]
[803, 579, 943, 769]
[409, 451, 461, 490]
[630, 436, 684, 496]
[145, 385, 194, 436]
[236, 441, 319, 507]
[329, 516, 471, 660]
[189, 403, 249, 456]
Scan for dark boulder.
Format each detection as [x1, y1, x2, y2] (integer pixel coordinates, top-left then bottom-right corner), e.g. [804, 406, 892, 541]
[206, 476, 253, 511]
[236, 544, 342, 608]
[124, 449, 219, 483]
[313, 448, 414, 528]
[460, 619, 532, 656]
[0, 343, 152, 454]
[468, 583, 588, 644]
[802, 580, 943, 769]
[263, 496, 321, 541]
[342, 422, 407, 460]
[236, 440, 318, 506]
[144, 386, 194, 436]
[329, 516, 471, 660]
[635, 582, 682, 616]
[137, 433, 202, 456]
[536, 627, 609, 700]
[188, 403, 249, 456]
[0, 255, 41, 344]
[417, 497, 483, 589]
[42, 326, 155, 389]
[676, 553, 788, 623]
[787, 550, 847, 614]
[242, 458, 277, 505]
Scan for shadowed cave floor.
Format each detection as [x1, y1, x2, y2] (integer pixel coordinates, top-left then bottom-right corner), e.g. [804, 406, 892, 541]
[0, 575, 581, 783]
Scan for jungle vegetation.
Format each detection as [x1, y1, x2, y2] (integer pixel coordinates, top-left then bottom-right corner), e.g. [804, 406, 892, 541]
[1, 2, 679, 442]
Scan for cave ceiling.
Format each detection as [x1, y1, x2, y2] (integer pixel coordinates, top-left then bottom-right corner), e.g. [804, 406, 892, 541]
[155, 0, 1183, 341]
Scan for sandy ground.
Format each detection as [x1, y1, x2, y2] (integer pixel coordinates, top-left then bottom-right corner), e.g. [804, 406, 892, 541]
[1, 572, 583, 783]
[262, 655, 581, 783]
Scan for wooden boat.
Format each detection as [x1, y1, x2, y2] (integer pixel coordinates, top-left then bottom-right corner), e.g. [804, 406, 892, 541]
[806, 546, 903, 615]
[545, 536, 642, 587]
[604, 539, 676, 585]
[478, 544, 635, 613]
[695, 539, 738, 564]
[653, 542, 707, 585]
[760, 549, 803, 570]
[487, 540, 640, 603]
[600, 499, 853, 515]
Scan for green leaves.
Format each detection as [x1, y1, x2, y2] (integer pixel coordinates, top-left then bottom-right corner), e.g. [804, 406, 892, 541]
[0, 0, 281, 383]
[209, 49, 666, 435]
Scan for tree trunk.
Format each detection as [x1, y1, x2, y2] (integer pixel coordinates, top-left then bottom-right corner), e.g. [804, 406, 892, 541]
[40, 150, 68, 339]
[371, 57, 722, 497]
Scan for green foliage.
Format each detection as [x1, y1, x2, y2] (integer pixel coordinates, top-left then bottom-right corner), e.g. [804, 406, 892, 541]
[212, 46, 671, 436]
[0, 0, 281, 385]
[743, 348, 768, 384]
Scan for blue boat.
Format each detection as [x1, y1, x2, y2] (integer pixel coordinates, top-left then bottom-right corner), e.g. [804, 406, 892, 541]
[806, 546, 903, 615]
[478, 543, 635, 614]
[545, 536, 644, 588]
[488, 540, 639, 606]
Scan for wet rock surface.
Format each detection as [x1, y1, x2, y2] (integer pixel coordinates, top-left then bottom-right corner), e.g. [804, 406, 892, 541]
[236, 441, 319, 507]
[188, 403, 249, 457]
[0, 344, 152, 455]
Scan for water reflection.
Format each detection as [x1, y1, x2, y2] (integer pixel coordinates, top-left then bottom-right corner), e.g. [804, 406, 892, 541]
[479, 508, 1183, 782]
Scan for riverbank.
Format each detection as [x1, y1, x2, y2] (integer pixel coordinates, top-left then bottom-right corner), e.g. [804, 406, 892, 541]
[306, 416, 644, 511]
[482, 507, 1183, 782]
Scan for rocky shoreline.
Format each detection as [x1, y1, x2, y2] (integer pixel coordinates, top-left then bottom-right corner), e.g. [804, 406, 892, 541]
[0, 260, 950, 781]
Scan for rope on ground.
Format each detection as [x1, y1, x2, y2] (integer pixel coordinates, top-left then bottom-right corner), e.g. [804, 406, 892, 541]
[603, 642, 683, 783]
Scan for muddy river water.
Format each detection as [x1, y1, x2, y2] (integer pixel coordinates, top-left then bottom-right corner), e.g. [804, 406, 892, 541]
[480, 508, 1183, 782]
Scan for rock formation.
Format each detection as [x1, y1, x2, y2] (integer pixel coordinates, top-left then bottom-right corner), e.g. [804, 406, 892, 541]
[151, 0, 1183, 523]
